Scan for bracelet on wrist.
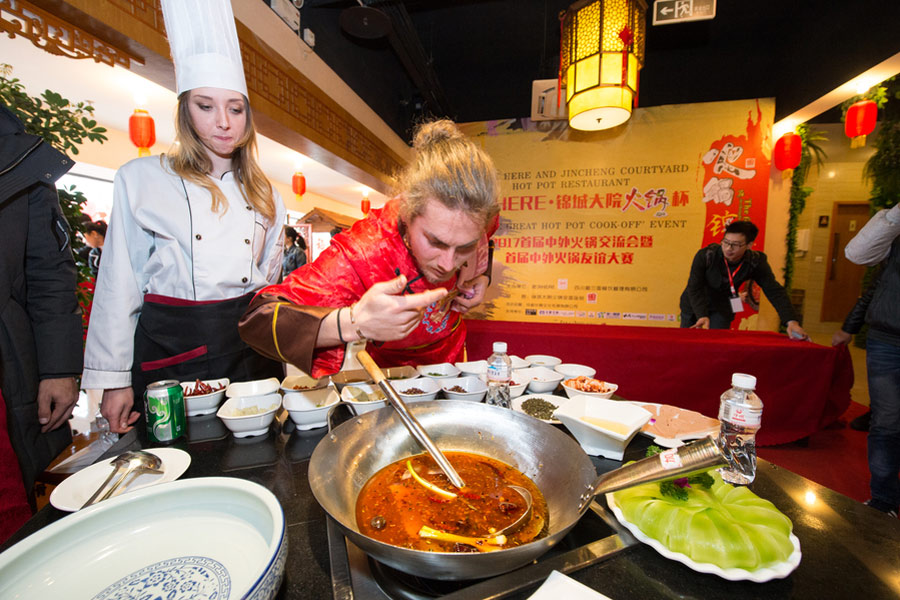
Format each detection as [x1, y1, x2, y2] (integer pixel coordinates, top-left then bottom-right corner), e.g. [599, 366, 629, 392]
[349, 303, 366, 341]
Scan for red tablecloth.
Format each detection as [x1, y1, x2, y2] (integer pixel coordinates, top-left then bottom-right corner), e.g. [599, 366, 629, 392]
[464, 320, 854, 446]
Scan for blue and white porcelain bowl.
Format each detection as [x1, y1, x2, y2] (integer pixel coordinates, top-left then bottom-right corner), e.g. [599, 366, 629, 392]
[0, 477, 286, 600]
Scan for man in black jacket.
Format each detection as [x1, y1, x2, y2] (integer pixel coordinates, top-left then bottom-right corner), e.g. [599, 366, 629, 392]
[0, 104, 83, 541]
[679, 220, 808, 340]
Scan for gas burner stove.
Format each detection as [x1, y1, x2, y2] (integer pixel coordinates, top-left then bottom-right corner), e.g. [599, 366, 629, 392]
[327, 501, 638, 600]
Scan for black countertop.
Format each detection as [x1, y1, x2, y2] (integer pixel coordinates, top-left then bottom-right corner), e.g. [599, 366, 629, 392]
[4, 410, 900, 599]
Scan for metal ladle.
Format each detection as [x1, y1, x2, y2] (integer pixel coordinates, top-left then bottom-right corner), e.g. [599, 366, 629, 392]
[81, 450, 164, 509]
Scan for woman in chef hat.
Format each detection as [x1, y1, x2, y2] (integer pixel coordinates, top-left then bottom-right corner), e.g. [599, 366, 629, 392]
[83, 0, 285, 433]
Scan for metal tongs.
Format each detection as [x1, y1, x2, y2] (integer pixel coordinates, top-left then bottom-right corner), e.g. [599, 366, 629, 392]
[356, 350, 466, 489]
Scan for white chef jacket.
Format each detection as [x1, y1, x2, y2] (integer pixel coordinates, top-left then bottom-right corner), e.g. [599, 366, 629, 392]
[82, 155, 285, 390]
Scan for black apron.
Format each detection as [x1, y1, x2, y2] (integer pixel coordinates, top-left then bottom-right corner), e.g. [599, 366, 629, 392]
[131, 292, 283, 412]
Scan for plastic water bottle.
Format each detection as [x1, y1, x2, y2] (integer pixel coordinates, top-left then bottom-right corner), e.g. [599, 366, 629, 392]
[718, 373, 763, 485]
[486, 341, 512, 409]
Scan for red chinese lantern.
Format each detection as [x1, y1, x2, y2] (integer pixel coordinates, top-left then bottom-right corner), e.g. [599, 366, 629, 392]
[361, 196, 370, 215]
[844, 99, 877, 148]
[773, 132, 802, 175]
[128, 109, 155, 157]
[292, 172, 306, 199]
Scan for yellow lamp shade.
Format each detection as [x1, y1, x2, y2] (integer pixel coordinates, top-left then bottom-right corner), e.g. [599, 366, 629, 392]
[568, 85, 634, 130]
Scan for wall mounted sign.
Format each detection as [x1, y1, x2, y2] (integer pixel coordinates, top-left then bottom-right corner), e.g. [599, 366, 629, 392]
[653, 0, 716, 26]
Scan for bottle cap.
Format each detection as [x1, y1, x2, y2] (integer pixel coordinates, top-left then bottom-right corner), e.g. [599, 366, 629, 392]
[492, 341, 508, 353]
[731, 373, 757, 389]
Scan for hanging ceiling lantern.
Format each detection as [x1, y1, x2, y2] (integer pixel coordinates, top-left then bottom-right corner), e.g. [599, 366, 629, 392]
[773, 132, 802, 175]
[361, 195, 371, 215]
[844, 99, 877, 148]
[292, 172, 306, 199]
[128, 109, 155, 157]
[559, 0, 647, 131]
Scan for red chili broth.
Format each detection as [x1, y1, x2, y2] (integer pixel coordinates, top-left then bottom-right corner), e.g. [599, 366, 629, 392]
[356, 452, 548, 552]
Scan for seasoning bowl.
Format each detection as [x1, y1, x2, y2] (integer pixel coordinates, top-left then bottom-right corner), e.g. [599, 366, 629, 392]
[283, 387, 340, 430]
[340, 383, 388, 414]
[225, 377, 280, 399]
[554, 363, 597, 379]
[439, 376, 488, 402]
[512, 393, 567, 424]
[416, 362, 461, 379]
[509, 376, 528, 398]
[525, 354, 562, 368]
[509, 355, 530, 370]
[555, 396, 652, 460]
[516, 366, 565, 394]
[180, 378, 229, 417]
[454, 360, 488, 379]
[330, 369, 373, 392]
[393, 377, 441, 403]
[280, 374, 329, 394]
[561, 377, 618, 400]
[217, 393, 282, 438]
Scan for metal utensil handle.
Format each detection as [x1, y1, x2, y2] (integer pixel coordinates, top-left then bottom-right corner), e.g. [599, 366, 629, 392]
[81, 461, 127, 509]
[579, 436, 728, 512]
[357, 350, 466, 489]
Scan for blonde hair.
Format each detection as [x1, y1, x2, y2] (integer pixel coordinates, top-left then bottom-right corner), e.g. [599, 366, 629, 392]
[168, 91, 276, 222]
[396, 120, 499, 228]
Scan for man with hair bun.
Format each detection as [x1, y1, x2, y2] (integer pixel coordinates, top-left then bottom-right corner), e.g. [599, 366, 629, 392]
[679, 219, 808, 339]
[240, 119, 499, 377]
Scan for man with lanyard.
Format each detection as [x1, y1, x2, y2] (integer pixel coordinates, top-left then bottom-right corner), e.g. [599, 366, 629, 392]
[679, 220, 809, 339]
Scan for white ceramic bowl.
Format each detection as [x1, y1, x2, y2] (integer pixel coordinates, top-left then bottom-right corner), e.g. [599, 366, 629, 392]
[525, 354, 562, 368]
[454, 359, 488, 378]
[0, 477, 286, 600]
[555, 396, 652, 460]
[509, 355, 530, 370]
[440, 376, 488, 402]
[554, 363, 597, 379]
[217, 393, 281, 438]
[180, 377, 229, 417]
[417, 362, 461, 379]
[392, 377, 441, 402]
[384, 365, 420, 384]
[225, 377, 280, 399]
[280, 374, 329, 393]
[508, 376, 528, 398]
[560, 377, 619, 399]
[330, 369, 373, 391]
[516, 366, 565, 394]
[340, 383, 388, 414]
[283, 387, 340, 430]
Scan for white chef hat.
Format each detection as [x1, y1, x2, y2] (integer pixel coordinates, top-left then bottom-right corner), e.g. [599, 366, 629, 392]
[161, 0, 248, 97]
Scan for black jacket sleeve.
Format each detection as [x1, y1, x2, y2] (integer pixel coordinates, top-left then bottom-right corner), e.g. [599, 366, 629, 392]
[25, 182, 83, 379]
[841, 268, 881, 334]
[684, 248, 711, 318]
[751, 252, 797, 325]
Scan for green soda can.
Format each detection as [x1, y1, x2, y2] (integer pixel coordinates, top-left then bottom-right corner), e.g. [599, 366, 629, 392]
[144, 380, 186, 443]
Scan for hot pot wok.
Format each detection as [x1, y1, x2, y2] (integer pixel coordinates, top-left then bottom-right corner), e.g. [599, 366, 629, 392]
[308, 400, 599, 580]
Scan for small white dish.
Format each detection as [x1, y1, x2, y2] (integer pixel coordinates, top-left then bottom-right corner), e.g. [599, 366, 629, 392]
[225, 377, 280, 399]
[393, 377, 441, 402]
[283, 387, 340, 430]
[0, 478, 286, 600]
[631, 402, 720, 448]
[560, 377, 618, 400]
[340, 383, 388, 414]
[330, 369, 373, 391]
[528, 570, 614, 599]
[509, 377, 528, 398]
[384, 365, 420, 383]
[455, 359, 488, 378]
[509, 355, 530, 370]
[512, 394, 567, 424]
[417, 362, 461, 379]
[554, 363, 597, 379]
[217, 393, 282, 438]
[440, 376, 488, 402]
[180, 378, 229, 417]
[525, 354, 562, 368]
[49, 448, 191, 512]
[555, 396, 651, 460]
[280, 374, 329, 393]
[606, 493, 801, 582]
[516, 366, 565, 394]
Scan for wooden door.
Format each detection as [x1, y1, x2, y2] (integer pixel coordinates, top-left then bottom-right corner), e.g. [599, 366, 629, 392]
[821, 203, 871, 322]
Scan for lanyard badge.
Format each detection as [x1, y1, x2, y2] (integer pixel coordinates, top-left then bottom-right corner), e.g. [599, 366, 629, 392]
[724, 257, 744, 313]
